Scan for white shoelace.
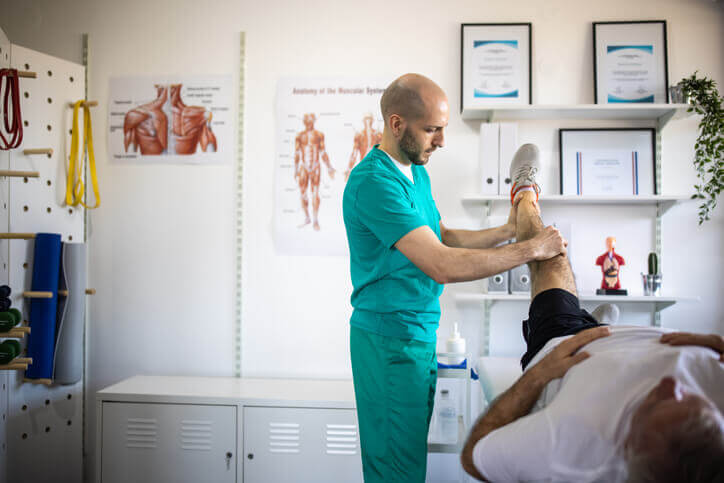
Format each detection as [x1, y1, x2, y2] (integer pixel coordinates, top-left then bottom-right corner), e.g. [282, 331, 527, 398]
[513, 166, 539, 186]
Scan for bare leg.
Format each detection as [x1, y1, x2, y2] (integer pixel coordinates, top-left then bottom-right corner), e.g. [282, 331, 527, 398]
[515, 191, 577, 298]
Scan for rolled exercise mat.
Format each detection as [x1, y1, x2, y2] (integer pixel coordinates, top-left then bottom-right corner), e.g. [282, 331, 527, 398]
[24, 233, 62, 381]
[52, 243, 86, 384]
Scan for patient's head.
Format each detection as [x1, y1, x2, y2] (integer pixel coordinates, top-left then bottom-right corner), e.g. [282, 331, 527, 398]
[624, 376, 724, 483]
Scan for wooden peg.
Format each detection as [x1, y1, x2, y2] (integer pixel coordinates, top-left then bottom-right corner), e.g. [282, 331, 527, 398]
[22, 148, 53, 156]
[59, 289, 95, 297]
[0, 363, 28, 370]
[0, 233, 35, 240]
[13, 357, 32, 364]
[1, 330, 28, 338]
[24, 378, 51, 386]
[0, 171, 40, 178]
[23, 291, 52, 299]
[9, 327, 31, 334]
[68, 100, 98, 107]
[17, 71, 37, 79]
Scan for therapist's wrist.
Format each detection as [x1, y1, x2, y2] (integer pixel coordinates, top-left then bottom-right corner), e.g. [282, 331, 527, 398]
[517, 361, 554, 389]
[517, 239, 539, 262]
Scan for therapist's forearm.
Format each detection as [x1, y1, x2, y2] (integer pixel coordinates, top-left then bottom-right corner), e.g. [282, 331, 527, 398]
[438, 240, 537, 283]
[461, 368, 547, 481]
[442, 224, 515, 249]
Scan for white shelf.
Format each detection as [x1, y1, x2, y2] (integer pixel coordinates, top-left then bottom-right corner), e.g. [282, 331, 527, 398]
[428, 415, 466, 454]
[461, 103, 692, 126]
[461, 194, 692, 214]
[455, 293, 699, 311]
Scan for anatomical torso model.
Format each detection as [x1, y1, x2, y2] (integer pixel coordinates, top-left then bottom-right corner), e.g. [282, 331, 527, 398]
[123, 84, 217, 156]
[294, 113, 336, 231]
[596, 236, 626, 291]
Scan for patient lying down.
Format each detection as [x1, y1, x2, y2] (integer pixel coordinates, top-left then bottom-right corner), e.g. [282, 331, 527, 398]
[460, 189, 723, 482]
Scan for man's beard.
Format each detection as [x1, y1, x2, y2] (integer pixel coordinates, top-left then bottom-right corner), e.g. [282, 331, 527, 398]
[399, 128, 428, 165]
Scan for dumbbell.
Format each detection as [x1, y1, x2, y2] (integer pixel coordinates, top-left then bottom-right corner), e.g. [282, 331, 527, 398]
[0, 340, 21, 365]
[0, 285, 12, 312]
[0, 308, 22, 332]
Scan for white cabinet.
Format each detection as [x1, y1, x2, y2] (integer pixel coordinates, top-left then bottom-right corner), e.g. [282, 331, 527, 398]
[100, 402, 237, 483]
[243, 406, 362, 483]
[96, 376, 362, 483]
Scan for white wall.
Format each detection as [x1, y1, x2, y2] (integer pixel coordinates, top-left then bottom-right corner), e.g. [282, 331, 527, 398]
[2, 0, 722, 480]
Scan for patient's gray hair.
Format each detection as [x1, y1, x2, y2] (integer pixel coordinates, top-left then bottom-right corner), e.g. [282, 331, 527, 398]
[625, 410, 724, 483]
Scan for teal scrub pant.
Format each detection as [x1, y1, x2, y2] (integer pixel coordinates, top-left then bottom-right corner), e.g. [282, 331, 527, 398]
[350, 326, 437, 483]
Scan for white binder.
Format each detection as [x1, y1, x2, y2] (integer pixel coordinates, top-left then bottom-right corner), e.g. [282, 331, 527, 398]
[498, 122, 519, 195]
[479, 122, 500, 194]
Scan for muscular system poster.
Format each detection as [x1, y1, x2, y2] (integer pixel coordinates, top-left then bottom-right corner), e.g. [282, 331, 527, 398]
[108, 76, 233, 163]
[275, 77, 388, 255]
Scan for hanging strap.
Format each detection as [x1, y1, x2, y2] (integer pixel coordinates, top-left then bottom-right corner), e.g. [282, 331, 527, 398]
[0, 68, 23, 150]
[66, 100, 100, 209]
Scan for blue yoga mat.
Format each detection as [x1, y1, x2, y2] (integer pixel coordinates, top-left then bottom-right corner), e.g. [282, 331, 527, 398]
[25, 233, 62, 380]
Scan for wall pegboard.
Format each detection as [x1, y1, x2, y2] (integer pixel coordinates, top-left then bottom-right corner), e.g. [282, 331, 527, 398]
[1, 42, 86, 483]
[0, 24, 12, 483]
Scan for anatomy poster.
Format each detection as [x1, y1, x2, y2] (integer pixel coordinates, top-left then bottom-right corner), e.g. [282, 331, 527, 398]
[275, 77, 389, 255]
[108, 76, 233, 164]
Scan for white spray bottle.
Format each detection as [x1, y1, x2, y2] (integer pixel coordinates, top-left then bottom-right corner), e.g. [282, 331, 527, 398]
[446, 323, 466, 365]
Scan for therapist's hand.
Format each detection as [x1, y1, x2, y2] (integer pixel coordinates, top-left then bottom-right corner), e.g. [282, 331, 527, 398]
[530, 226, 568, 261]
[505, 201, 518, 238]
[529, 326, 611, 385]
[660, 332, 724, 362]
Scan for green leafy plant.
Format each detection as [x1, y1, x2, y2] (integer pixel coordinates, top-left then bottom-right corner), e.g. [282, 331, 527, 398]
[678, 72, 723, 224]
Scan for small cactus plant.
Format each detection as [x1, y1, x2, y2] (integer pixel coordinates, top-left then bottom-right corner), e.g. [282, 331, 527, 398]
[648, 252, 659, 275]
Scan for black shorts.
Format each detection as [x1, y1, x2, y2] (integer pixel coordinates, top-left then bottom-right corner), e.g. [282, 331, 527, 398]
[520, 288, 602, 370]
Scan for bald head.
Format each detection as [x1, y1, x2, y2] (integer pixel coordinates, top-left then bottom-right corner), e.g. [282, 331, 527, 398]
[380, 74, 447, 125]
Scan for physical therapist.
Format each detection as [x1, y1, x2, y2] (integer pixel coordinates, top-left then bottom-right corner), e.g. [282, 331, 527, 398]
[342, 73, 566, 482]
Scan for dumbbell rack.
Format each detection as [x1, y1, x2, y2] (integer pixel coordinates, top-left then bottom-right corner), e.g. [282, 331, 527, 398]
[0, 27, 88, 483]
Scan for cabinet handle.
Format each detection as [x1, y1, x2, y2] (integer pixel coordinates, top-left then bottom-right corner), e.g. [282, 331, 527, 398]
[247, 453, 254, 460]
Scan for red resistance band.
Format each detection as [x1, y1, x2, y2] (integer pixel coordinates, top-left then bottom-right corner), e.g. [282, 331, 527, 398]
[0, 68, 23, 150]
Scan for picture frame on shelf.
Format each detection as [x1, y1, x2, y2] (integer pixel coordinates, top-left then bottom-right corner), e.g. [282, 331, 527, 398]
[461, 23, 532, 112]
[559, 128, 656, 196]
[593, 21, 669, 104]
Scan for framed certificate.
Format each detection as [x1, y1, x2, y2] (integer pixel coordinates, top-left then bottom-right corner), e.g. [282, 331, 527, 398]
[461, 23, 532, 111]
[559, 129, 656, 196]
[593, 21, 669, 104]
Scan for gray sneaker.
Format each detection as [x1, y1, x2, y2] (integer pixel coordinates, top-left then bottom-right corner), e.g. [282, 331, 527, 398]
[591, 303, 620, 324]
[509, 143, 541, 203]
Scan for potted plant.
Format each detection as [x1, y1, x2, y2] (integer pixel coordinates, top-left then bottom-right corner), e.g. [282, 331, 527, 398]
[673, 72, 723, 224]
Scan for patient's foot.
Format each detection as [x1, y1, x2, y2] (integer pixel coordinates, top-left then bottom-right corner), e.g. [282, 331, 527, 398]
[591, 303, 620, 324]
[510, 143, 541, 204]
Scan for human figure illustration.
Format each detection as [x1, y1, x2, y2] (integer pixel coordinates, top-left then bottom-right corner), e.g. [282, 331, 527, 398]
[595, 236, 625, 290]
[294, 113, 335, 231]
[123, 84, 217, 155]
[345, 113, 382, 181]
[169, 84, 217, 154]
[123, 85, 169, 155]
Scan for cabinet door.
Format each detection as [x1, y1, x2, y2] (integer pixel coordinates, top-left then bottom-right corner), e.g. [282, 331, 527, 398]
[243, 406, 363, 483]
[101, 402, 236, 483]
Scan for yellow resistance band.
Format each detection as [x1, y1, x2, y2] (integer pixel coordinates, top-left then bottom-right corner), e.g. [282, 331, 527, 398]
[66, 100, 100, 209]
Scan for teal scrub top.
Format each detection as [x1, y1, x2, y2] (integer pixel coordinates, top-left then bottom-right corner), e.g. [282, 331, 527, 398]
[343, 145, 443, 342]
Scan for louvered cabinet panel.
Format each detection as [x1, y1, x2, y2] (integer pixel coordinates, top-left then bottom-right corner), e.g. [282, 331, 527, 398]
[243, 406, 363, 483]
[101, 402, 236, 483]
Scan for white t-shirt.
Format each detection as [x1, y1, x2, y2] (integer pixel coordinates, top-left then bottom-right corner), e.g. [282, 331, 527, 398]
[473, 326, 724, 483]
[380, 148, 414, 183]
